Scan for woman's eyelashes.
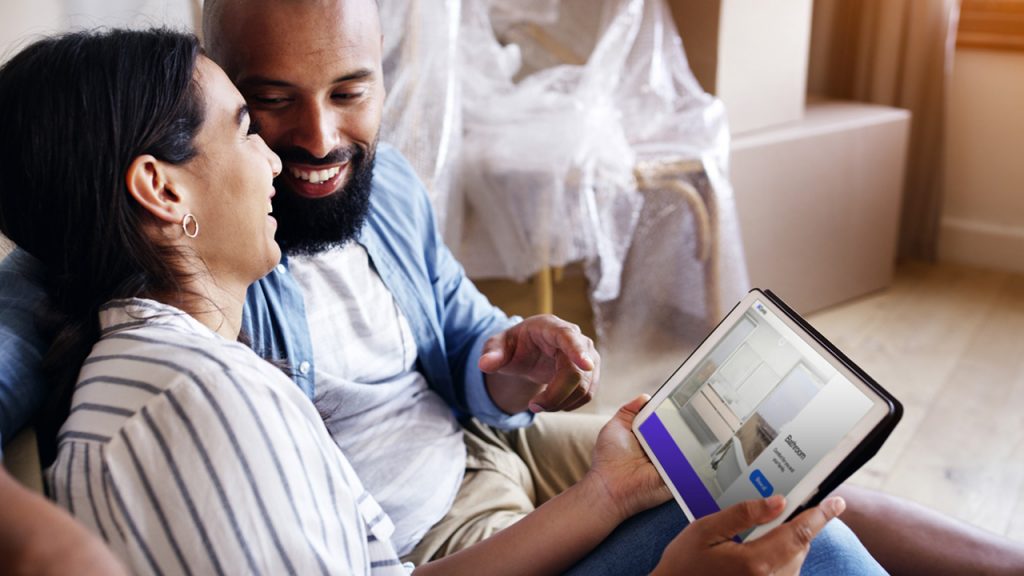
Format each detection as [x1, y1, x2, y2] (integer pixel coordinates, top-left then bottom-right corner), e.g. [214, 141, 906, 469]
[246, 117, 262, 136]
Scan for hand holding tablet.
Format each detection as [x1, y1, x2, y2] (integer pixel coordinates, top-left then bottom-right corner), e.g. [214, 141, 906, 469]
[634, 289, 902, 542]
[652, 494, 846, 576]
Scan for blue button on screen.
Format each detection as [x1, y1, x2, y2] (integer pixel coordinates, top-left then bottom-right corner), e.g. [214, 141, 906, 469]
[749, 469, 774, 497]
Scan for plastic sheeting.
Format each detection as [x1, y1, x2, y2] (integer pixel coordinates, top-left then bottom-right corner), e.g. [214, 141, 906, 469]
[457, 0, 644, 305]
[380, 0, 750, 409]
[379, 0, 464, 232]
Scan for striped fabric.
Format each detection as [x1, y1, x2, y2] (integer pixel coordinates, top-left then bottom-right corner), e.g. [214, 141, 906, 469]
[45, 298, 409, 575]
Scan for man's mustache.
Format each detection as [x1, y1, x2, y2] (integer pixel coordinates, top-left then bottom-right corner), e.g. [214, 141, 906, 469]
[274, 145, 359, 166]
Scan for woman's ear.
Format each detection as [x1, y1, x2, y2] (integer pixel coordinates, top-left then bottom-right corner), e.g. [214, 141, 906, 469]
[125, 154, 188, 225]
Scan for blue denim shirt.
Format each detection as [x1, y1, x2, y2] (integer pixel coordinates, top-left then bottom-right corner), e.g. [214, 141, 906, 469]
[0, 143, 530, 449]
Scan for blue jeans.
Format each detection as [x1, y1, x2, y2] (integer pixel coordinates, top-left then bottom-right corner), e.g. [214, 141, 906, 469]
[564, 502, 888, 575]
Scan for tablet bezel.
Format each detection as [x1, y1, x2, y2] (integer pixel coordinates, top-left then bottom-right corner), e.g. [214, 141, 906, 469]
[632, 288, 902, 541]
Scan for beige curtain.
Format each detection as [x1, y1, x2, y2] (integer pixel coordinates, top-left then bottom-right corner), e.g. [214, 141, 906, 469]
[810, 0, 960, 260]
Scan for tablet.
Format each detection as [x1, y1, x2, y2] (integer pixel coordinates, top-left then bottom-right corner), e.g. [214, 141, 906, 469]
[633, 288, 902, 541]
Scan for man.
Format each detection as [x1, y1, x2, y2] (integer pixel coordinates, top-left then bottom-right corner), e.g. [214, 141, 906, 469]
[201, 0, 611, 562]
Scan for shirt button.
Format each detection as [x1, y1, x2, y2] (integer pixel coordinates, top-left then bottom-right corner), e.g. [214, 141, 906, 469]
[299, 361, 311, 375]
[276, 264, 287, 274]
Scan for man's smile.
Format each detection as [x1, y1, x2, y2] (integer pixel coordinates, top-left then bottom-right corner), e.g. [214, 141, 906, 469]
[289, 164, 342, 183]
[281, 162, 348, 198]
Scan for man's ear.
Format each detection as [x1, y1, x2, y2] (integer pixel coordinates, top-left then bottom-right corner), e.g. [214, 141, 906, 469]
[379, 34, 388, 101]
[125, 154, 188, 225]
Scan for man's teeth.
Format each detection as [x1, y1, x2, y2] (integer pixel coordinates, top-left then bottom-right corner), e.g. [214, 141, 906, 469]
[290, 166, 341, 184]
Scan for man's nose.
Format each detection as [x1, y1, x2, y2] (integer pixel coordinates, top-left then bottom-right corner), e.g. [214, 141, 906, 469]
[291, 103, 340, 160]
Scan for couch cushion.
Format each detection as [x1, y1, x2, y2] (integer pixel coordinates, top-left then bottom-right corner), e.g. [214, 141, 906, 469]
[0, 248, 49, 449]
[1, 427, 43, 493]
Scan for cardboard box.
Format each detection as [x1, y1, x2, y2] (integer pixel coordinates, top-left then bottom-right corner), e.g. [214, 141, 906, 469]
[668, 0, 814, 134]
[731, 100, 911, 313]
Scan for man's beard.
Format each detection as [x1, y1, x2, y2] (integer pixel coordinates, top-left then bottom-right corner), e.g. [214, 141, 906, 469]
[271, 142, 376, 257]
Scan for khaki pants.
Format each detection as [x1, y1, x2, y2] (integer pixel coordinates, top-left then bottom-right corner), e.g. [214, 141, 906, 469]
[402, 411, 606, 565]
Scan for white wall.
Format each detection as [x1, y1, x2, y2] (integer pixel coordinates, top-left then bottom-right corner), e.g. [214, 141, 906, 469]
[1, 0, 196, 256]
[0, 0, 65, 63]
[62, 0, 196, 31]
[2, 1, 196, 64]
[940, 49, 1024, 273]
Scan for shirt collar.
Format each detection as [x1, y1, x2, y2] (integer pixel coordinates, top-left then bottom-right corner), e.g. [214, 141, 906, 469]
[97, 297, 220, 340]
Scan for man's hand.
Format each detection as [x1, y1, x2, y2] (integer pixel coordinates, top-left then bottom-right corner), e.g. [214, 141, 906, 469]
[652, 495, 847, 576]
[479, 314, 599, 414]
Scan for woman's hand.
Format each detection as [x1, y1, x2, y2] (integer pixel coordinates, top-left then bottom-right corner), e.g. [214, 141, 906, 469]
[581, 394, 673, 524]
[652, 495, 847, 576]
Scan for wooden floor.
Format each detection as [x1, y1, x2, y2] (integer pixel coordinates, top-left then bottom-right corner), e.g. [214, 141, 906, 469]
[481, 261, 1024, 541]
[806, 261, 1024, 543]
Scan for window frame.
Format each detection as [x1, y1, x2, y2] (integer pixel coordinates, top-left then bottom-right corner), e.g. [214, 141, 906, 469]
[958, 0, 1024, 51]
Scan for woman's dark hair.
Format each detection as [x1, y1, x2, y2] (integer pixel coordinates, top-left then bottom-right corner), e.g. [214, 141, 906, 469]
[0, 29, 205, 465]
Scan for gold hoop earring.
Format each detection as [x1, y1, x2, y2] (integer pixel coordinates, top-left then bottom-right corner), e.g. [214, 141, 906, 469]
[182, 213, 199, 238]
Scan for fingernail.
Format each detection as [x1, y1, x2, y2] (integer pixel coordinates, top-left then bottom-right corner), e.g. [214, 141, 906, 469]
[529, 403, 545, 413]
[827, 497, 846, 516]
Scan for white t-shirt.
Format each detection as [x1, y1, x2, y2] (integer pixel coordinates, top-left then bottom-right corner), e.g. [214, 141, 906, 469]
[289, 244, 465, 556]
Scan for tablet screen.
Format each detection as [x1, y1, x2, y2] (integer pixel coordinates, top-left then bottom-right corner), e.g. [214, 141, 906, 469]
[636, 294, 882, 535]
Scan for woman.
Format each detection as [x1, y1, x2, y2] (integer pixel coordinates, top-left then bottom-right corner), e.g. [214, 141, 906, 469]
[0, 29, 848, 575]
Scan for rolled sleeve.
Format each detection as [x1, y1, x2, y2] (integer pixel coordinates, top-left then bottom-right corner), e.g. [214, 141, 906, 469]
[463, 317, 535, 430]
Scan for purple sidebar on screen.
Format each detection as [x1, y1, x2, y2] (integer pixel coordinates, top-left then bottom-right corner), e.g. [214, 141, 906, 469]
[639, 413, 721, 519]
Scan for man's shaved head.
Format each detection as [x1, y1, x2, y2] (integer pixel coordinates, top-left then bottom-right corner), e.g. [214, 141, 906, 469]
[201, 0, 386, 255]
[200, 0, 243, 66]
[202, 0, 381, 77]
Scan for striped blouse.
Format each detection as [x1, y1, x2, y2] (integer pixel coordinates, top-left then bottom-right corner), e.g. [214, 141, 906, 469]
[45, 298, 409, 575]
